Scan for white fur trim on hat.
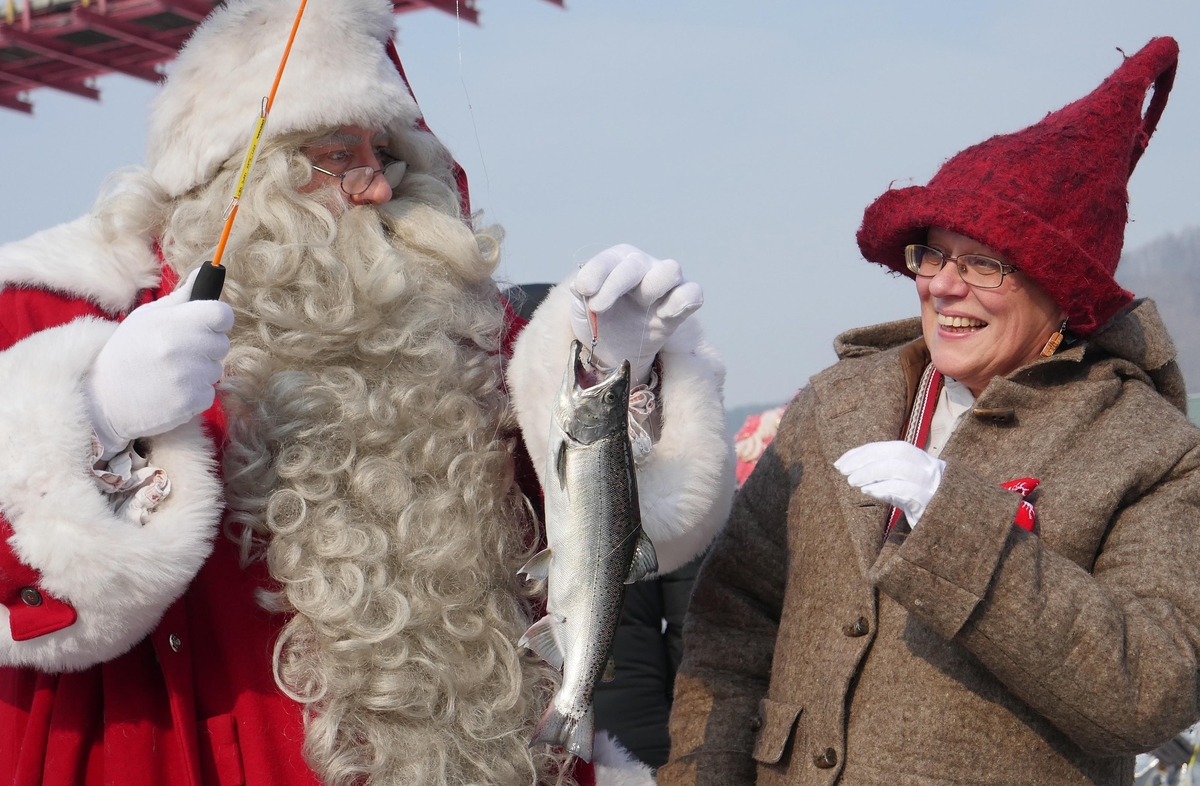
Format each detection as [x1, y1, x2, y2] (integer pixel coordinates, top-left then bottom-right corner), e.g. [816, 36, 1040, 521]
[507, 281, 735, 574]
[0, 318, 222, 672]
[147, 0, 422, 197]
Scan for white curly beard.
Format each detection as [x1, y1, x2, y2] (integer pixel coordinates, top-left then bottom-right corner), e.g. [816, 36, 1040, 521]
[153, 139, 575, 786]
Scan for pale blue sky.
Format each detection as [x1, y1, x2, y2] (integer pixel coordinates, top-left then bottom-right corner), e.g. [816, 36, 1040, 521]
[1, 0, 1197, 407]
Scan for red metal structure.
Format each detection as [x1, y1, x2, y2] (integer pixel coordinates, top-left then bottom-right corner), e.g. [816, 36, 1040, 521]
[0, 0, 562, 114]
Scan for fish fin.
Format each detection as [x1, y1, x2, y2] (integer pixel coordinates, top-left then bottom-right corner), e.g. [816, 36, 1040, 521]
[530, 703, 595, 762]
[602, 656, 617, 683]
[555, 439, 568, 491]
[624, 530, 659, 584]
[518, 615, 565, 671]
[518, 548, 553, 582]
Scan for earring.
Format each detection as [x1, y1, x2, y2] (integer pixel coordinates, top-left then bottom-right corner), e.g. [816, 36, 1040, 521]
[1040, 320, 1068, 357]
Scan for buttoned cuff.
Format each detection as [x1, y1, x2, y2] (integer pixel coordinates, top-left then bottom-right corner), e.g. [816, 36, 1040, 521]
[869, 461, 1022, 639]
[0, 522, 77, 641]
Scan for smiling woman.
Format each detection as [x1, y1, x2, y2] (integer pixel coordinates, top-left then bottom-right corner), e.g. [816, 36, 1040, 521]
[912, 227, 1065, 397]
[663, 35, 1200, 786]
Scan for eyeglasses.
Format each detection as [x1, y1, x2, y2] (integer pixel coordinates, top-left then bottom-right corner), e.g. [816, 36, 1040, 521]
[904, 244, 1017, 289]
[311, 158, 408, 196]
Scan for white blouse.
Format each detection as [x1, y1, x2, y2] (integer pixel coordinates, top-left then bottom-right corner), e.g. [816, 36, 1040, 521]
[926, 376, 976, 459]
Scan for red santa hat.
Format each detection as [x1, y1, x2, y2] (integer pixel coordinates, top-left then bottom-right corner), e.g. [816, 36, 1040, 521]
[857, 37, 1180, 336]
[146, 0, 425, 199]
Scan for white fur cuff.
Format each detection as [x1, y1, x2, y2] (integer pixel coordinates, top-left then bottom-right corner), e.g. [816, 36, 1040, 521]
[0, 318, 222, 672]
[593, 732, 658, 786]
[507, 282, 735, 574]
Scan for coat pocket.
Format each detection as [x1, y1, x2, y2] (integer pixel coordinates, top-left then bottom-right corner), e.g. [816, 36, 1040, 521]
[751, 697, 803, 765]
[199, 713, 246, 786]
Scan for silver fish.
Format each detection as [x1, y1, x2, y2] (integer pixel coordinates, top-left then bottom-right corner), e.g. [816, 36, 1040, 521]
[519, 340, 659, 761]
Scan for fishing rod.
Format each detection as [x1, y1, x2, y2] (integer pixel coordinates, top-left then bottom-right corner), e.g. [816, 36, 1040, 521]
[190, 0, 310, 301]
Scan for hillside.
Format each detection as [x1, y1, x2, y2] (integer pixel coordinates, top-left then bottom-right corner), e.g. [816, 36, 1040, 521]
[1118, 226, 1200, 391]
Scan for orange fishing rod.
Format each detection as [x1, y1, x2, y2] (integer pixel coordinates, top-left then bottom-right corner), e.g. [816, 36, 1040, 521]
[190, 0, 310, 301]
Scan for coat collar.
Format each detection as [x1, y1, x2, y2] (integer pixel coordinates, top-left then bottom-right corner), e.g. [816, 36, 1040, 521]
[1007, 299, 1186, 414]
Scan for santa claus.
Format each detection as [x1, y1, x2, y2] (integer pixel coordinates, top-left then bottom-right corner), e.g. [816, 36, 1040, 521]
[0, 1, 734, 784]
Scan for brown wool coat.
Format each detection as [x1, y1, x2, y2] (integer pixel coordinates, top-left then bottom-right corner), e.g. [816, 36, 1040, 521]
[661, 300, 1200, 786]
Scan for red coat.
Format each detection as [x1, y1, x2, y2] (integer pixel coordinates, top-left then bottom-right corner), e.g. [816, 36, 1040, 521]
[0, 282, 596, 786]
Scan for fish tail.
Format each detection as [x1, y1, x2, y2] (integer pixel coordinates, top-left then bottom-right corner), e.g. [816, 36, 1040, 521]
[530, 703, 595, 761]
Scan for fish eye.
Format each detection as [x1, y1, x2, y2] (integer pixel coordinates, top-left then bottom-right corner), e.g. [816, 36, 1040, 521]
[603, 391, 616, 404]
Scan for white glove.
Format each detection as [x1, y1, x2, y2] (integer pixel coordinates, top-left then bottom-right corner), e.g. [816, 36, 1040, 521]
[569, 244, 704, 384]
[85, 268, 234, 460]
[834, 440, 946, 528]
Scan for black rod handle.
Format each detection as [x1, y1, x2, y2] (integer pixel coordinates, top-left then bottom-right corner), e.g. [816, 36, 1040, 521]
[189, 260, 226, 301]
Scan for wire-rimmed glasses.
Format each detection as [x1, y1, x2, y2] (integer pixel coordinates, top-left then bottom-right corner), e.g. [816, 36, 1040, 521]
[904, 244, 1017, 289]
[311, 158, 407, 196]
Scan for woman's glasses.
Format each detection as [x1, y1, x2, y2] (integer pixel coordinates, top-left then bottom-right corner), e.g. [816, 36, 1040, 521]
[905, 244, 1017, 289]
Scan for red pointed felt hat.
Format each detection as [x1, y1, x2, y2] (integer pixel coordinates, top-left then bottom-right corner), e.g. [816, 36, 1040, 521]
[857, 37, 1179, 336]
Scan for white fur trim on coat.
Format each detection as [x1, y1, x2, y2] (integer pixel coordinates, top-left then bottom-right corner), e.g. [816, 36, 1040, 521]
[507, 282, 735, 574]
[0, 215, 160, 316]
[593, 731, 657, 786]
[0, 318, 222, 672]
[147, 0, 422, 197]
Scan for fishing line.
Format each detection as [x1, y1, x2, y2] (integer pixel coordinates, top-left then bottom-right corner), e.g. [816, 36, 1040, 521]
[599, 528, 641, 565]
[452, 0, 513, 385]
[635, 281, 656, 382]
[455, 0, 495, 218]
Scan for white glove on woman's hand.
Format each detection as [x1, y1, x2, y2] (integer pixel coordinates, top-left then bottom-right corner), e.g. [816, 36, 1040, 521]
[86, 268, 234, 460]
[569, 244, 704, 384]
[834, 440, 946, 528]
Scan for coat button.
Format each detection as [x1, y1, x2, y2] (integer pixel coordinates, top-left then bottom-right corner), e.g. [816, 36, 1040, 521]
[813, 747, 838, 768]
[749, 714, 763, 732]
[972, 406, 1016, 424]
[168, 633, 183, 652]
[843, 616, 870, 637]
[19, 587, 42, 607]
